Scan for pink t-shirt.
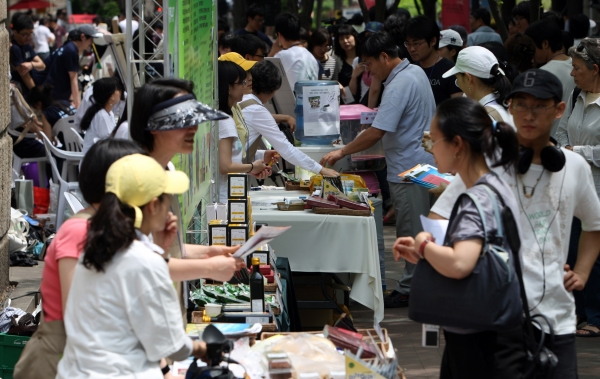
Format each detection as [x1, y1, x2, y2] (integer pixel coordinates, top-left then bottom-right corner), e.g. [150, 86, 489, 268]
[40, 217, 88, 322]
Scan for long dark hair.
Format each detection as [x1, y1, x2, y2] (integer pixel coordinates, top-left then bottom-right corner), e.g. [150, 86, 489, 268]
[79, 138, 145, 204]
[83, 192, 165, 272]
[334, 24, 359, 62]
[218, 60, 245, 115]
[436, 97, 518, 169]
[129, 78, 195, 152]
[80, 78, 118, 131]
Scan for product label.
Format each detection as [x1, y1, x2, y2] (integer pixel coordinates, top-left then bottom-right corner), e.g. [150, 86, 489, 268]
[230, 203, 246, 223]
[360, 111, 377, 124]
[229, 177, 246, 197]
[253, 252, 268, 264]
[210, 227, 226, 245]
[230, 229, 247, 246]
[246, 316, 269, 324]
[251, 299, 264, 312]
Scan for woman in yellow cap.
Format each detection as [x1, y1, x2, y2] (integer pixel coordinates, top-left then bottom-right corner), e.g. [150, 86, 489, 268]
[56, 154, 207, 378]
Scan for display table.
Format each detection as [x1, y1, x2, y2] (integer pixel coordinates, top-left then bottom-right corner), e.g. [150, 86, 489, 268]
[250, 190, 384, 322]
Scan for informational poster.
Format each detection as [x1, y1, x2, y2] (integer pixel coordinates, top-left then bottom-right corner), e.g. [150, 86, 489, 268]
[302, 85, 340, 136]
[441, 0, 471, 32]
[171, 0, 216, 228]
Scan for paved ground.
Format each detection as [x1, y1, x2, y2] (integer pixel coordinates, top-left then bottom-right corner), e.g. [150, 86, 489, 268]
[350, 225, 600, 379]
[6, 224, 600, 378]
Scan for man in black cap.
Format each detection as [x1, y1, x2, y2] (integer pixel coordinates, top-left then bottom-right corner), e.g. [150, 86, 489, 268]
[430, 69, 600, 378]
[43, 25, 102, 108]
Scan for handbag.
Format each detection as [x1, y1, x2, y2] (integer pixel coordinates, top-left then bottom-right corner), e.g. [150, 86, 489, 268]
[481, 184, 558, 378]
[408, 184, 522, 331]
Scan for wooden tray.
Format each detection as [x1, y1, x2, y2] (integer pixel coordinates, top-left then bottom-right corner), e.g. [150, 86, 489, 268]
[285, 182, 311, 191]
[276, 202, 305, 211]
[312, 207, 371, 216]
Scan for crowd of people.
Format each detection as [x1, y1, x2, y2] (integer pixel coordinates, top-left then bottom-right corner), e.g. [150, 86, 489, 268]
[7, 2, 600, 378]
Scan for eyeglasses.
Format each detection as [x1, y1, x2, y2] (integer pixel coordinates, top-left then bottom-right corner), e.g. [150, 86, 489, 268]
[576, 43, 597, 65]
[232, 80, 247, 87]
[511, 103, 556, 115]
[18, 31, 33, 38]
[431, 138, 446, 148]
[404, 40, 427, 49]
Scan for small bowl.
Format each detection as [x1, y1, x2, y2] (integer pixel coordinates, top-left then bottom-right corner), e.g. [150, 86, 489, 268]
[204, 303, 222, 317]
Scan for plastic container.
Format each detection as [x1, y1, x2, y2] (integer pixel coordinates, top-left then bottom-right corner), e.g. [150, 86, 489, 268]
[340, 104, 374, 145]
[0, 333, 30, 379]
[294, 81, 340, 145]
[204, 303, 222, 317]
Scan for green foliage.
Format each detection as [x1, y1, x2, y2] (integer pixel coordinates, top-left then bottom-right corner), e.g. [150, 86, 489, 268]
[99, 1, 121, 18]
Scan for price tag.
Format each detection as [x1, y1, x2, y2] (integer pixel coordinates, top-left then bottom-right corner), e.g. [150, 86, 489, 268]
[246, 316, 269, 324]
[360, 111, 378, 124]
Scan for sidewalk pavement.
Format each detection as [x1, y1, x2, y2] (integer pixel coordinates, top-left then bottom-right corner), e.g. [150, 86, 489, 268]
[9, 262, 44, 313]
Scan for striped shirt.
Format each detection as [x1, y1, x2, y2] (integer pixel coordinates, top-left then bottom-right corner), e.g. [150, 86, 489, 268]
[320, 54, 339, 81]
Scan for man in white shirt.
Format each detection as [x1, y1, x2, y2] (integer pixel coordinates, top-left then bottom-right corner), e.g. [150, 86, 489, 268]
[33, 17, 55, 60]
[430, 69, 600, 379]
[240, 60, 338, 178]
[271, 12, 319, 90]
[525, 19, 576, 136]
[118, 14, 139, 34]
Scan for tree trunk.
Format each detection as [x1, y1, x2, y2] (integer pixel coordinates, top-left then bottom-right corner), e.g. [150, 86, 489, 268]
[358, 0, 370, 23]
[386, 0, 403, 18]
[421, 0, 437, 21]
[232, 0, 247, 30]
[551, 0, 568, 13]
[300, 0, 316, 30]
[375, 0, 386, 22]
[334, 0, 342, 13]
[568, 0, 583, 16]
[501, 0, 516, 25]
[530, 0, 541, 22]
[413, 0, 422, 15]
[489, 0, 509, 41]
[315, 0, 324, 28]
[288, 0, 299, 15]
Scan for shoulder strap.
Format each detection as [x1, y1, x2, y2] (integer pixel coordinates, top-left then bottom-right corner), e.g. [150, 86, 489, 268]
[238, 99, 261, 110]
[444, 190, 491, 249]
[484, 106, 504, 123]
[572, 88, 582, 112]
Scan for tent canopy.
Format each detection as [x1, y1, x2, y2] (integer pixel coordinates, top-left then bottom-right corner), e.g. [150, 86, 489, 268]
[8, 0, 55, 10]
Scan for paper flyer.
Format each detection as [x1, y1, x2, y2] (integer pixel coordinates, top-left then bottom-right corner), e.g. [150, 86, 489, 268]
[302, 85, 340, 136]
[232, 226, 291, 259]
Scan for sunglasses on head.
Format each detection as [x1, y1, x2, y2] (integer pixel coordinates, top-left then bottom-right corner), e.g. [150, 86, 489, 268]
[577, 43, 598, 65]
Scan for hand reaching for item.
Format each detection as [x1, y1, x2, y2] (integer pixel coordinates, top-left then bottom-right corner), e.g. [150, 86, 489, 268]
[320, 167, 340, 177]
[207, 255, 245, 282]
[320, 149, 345, 167]
[264, 150, 280, 166]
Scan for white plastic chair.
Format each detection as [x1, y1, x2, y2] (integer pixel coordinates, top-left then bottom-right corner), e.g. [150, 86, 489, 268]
[9, 128, 49, 188]
[70, 128, 85, 147]
[40, 133, 84, 183]
[52, 116, 82, 152]
[64, 192, 85, 213]
[41, 134, 82, 229]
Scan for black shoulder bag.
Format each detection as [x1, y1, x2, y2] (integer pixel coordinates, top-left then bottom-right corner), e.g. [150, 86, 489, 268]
[408, 184, 523, 331]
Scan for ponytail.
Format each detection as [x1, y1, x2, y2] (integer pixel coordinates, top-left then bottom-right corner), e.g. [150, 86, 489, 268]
[83, 193, 136, 272]
[80, 102, 104, 131]
[478, 64, 512, 109]
[437, 97, 518, 171]
[487, 120, 519, 169]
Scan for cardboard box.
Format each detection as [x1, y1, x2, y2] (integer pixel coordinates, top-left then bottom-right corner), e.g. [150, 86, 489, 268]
[228, 199, 249, 224]
[228, 174, 248, 199]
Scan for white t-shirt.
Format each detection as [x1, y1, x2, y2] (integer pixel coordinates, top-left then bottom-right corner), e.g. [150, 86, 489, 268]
[275, 45, 320, 90]
[119, 19, 139, 34]
[218, 116, 244, 203]
[56, 237, 192, 378]
[113, 121, 130, 140]
[82, 109, 116, 154]
[33, 24, 54, 53]
[75, 86, 126, 132]
[240, 94, 322, 174]
[431, 149, 600, 335]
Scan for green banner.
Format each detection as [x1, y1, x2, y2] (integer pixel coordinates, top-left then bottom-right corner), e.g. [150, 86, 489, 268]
[172, 0, 216, 228]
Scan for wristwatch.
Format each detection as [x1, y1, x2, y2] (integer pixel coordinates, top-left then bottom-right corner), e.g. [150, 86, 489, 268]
[418, 238, 433, 259]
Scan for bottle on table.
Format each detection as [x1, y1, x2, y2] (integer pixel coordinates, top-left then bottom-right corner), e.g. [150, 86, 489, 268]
[250, 257, 265, 312]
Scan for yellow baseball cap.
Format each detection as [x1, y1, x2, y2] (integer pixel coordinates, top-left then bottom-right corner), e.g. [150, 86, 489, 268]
[218, 52, 257, 71]
[105, 154, 190, 228]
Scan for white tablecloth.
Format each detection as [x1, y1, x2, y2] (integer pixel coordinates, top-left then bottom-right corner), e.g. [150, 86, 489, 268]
[250, 190, 384, 322]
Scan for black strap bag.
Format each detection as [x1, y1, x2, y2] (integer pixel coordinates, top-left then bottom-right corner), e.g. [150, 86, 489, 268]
[409, 184, 523, 331]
